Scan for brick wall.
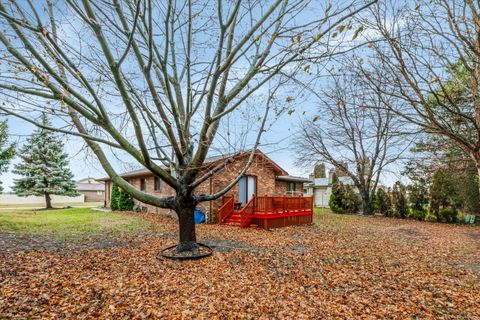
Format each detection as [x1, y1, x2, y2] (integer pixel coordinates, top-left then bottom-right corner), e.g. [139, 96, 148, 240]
[80, 190, 105, 202]
[104, 153, 300, 223]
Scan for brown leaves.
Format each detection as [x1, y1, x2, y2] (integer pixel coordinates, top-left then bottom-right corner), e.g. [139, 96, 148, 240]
[0, 212, 479, 319]
[352, 25, 364, 40]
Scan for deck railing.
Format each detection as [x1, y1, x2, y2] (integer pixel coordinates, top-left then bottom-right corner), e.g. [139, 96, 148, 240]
[219, 196, 234, 223]
[254, 196, 313, 214]
[239, 196, 255, 228]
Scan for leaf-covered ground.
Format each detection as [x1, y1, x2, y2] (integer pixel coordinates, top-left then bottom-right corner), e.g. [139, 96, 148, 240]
[1, 210, 479, 319]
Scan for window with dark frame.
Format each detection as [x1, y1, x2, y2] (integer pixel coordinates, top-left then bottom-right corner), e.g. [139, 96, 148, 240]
[287, 182, 296, 192]
[140, 178, 147, 191]
[154, 177, 161, 191]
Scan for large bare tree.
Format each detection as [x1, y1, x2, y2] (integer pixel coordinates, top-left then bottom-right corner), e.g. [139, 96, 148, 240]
[0, 0, 376, 257]
[296, 69, 405, 215]
[357, 0, 480, 196]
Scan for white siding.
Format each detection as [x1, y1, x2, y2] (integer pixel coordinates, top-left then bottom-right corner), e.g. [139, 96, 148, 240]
[314, 187, 331, 207]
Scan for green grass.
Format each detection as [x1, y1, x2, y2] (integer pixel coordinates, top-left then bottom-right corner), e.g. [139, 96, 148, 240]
[0, 208, 149, 240]
[313, 207, 357, 228]
[0, 202, 103, 208]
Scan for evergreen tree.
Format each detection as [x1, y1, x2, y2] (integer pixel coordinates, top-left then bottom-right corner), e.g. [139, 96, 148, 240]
[0, 121, 15, 193]
[329, 179, 360, 214]
[375, 188, 392, 217]
[392, 181, 408, 218]
[110, 183, 120, 211]
[13, 116, 78, 209]
[329, 179, 346, 213]
[343, 185, 360, 213]
[118, 188, 134, 210]
[430, 169, 454, 222]
[407, 182, 428, 220]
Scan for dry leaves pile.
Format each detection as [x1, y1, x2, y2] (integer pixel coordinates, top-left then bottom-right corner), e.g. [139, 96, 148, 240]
[1, 212, 479, 319]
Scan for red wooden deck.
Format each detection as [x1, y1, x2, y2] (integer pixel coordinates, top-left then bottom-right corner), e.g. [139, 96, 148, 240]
[219, 195, 314, 229]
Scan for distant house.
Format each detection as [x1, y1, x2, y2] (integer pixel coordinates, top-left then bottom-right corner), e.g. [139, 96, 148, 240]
[98, 150, 313, 228]
[76, 178, 105, 202]
[304, 164, 356, 207]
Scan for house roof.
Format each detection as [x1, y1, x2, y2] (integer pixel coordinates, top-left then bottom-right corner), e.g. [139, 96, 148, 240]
[276, 175, 311, 183]
[76, 183, 105, 191]
[97, 149, 289, 181]
[305, 176, 355, 188]
[77, 177, 103, 184]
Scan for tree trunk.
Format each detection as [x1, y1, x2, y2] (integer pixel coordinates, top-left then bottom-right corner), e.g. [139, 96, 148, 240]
[175, 198, 198, 253]
[476, 163, 480, 218]
[361, 191, 373, 215]
[45, 192, 52, 209]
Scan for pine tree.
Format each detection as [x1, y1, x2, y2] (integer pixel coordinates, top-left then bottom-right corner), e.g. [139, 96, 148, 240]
[110, 183, 120, 211]
[118, 188, 134, 211]
[392, 181, 408, 218]
[13, 116, 78, 209]
[0, 121, 15, 193]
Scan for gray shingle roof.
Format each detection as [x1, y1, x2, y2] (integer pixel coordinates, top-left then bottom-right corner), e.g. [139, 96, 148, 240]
[76, 183, 105, 191]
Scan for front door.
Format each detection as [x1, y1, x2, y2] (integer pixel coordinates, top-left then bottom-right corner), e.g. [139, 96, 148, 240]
[238, 176, 256, 206]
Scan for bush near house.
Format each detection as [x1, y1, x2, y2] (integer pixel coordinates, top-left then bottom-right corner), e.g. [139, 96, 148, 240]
[118, 188, 134, 211]
[110, 183, 120, 211]
[110, 183, 134, 211]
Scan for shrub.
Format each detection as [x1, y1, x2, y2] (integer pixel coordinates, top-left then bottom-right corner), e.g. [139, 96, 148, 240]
[374, 188, 392, 216]
[343, 185, 360, 213]
[409, 208, 426, 221]
[110, 183, 120, 211]
[439, 207, 458, 223]
[118, 188, 134, 211]
[329, 181, 360, 214]
[329, 180, 346, 213]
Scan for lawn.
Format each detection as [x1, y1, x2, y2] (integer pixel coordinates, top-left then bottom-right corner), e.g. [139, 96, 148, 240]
[0, 209, 479, 319]
[0, 208, 149, 240]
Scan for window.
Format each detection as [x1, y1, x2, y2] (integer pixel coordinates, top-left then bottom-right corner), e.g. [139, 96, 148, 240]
[154, 177, 161, 191]
[287, 182, 296, 192]
[96, 191, 103, 195]
[140, 178, 147, 191]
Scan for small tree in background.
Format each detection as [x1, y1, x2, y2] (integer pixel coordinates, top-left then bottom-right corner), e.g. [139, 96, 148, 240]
[343, 185, 361, 213]
[430, 170, 454, 222]
[329, 178, 346, 213]
[329, 179, 360, 214]
[392, 181, 408, 219]
[0, 121, 15, 193]
[408, 183, 428, 220]
[375, 188, 392, 217]
[13, 116, 78, 209]
[110, 183, 120, 211]
[118, 188, 134, 211]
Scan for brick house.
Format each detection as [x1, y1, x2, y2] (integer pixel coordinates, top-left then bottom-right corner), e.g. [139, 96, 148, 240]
[99, 150, 312, 225]
[76, 178, 105, 203]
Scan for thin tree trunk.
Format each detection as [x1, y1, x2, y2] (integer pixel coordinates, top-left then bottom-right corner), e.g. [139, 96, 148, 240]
[45, 192, 52, 209]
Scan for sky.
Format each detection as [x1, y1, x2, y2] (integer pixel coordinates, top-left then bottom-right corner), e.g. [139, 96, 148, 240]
[0, 0, 405, 192]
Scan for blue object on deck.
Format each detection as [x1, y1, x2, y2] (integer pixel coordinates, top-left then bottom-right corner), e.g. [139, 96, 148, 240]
[194, 210, 205, 224]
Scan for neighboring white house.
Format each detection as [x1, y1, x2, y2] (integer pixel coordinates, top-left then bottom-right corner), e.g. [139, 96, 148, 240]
[304, 165, 355, 208]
